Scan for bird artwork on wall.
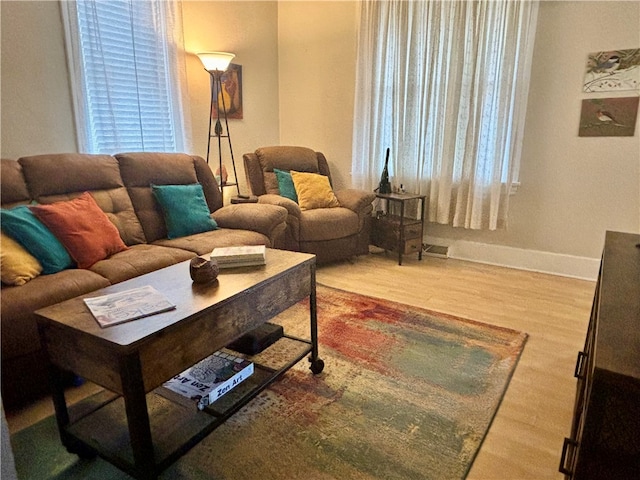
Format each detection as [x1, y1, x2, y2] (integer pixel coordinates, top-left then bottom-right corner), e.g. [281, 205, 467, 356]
[596, 109, 626, 127]
[578, 97, 639, 137]
[583, 49, 640, 92]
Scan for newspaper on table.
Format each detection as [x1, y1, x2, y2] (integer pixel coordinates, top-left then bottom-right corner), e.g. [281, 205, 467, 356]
[84, 285, 176, 328]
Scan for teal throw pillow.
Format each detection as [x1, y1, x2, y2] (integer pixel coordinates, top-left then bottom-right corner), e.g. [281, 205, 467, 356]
[0, 205, 74, 274]
[152, 183, 218, 239]
[274, 168, 298, 203]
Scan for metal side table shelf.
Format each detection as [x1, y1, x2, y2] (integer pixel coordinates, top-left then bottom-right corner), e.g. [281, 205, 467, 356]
[371, 192, 426, 265]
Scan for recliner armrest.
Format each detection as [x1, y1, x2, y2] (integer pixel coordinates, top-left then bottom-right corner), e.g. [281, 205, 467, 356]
[212, 203, 288, 245]
[257, 194, 302, 218]
[335, 189, 376, 215]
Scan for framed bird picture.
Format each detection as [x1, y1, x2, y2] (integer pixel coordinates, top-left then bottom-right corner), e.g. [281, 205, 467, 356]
[578, 97, 639, 137]
[583, 49, 640, 92]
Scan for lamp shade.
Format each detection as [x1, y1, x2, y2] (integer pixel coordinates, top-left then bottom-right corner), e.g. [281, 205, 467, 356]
[196, 52, 235, 72]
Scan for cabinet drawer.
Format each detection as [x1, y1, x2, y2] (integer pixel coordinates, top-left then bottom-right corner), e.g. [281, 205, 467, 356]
[403, 237, 423, 254]
[403, 223, 423, 239]
[372, 217, 422, 241]
[370, 234, 422, 255]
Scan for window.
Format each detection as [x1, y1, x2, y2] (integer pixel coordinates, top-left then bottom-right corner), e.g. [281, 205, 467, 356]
[352, 0, 538, 230]
[62, 0, 189, 154]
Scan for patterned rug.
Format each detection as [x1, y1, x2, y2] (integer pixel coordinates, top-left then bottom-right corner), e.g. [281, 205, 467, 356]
[11, 285, 527, 480]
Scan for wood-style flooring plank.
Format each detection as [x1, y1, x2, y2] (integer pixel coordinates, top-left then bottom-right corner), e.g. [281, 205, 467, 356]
[316, 251, 594, 480]
[6, 251, 595, 479]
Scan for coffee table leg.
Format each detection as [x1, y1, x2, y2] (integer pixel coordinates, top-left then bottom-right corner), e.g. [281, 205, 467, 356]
[47, 362, 71, 439]
[120, 352, 157, 479]
[308, 263, 324, 374]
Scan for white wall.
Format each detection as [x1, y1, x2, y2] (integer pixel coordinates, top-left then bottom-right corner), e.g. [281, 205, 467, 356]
[0, 1, 281, 198]
[2, 1, 638, 275]
[182, 1, 280, 195]
[426, 0, 640, 260]
[277, 1, 640, 276]
[277, 1, 358, 190]
[0, 1, 77, 158]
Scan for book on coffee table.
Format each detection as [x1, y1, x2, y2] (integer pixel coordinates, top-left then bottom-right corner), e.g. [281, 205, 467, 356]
[210, 245, 266, 268]
[84, 285, 176, 328]
[161, 350, 254, 410]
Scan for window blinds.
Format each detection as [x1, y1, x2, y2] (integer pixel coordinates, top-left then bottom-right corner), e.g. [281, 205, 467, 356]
[62, 0, 188, 154]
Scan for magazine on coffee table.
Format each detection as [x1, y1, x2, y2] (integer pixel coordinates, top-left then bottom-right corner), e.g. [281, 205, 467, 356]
[84, 285, 176, 328]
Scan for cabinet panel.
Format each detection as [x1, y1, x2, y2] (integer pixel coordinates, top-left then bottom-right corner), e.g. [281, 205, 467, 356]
[560, 232, 640, 479]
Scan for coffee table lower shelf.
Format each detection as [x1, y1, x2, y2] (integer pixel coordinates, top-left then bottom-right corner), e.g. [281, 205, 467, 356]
[60, 335, 319, 478]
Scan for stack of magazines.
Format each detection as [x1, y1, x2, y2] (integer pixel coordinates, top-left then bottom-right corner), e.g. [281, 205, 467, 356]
[210, 245, 266, 268]
[162, 350, 254, 410]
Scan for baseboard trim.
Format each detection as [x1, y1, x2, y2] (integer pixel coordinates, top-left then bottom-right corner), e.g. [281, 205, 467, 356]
[425, 237, 600, 281]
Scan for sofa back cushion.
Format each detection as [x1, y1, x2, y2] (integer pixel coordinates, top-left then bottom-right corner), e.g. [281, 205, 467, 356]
[255, 146, 319, 195]
[116, 153, 222, 242]
[245, 147, 334, 197]
[1, 159, 31, 208]
[18, 154, 146, 246]
[29, 192, 129, 269]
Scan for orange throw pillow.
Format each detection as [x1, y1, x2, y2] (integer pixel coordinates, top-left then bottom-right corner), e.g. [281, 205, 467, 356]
[30, 192, 128, 269]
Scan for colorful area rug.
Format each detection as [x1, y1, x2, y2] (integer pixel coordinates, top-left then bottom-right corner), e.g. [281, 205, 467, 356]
[11, 285, 527, 480]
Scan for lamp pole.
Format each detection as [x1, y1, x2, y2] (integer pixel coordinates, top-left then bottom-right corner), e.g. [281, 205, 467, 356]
[197, 52, 241, 196]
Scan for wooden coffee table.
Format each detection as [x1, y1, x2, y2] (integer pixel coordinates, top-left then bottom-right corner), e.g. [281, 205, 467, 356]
[36, 248, 323, 480]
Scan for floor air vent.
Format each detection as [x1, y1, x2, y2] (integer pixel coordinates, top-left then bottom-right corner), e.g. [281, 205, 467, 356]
[422, 244, 449, 258]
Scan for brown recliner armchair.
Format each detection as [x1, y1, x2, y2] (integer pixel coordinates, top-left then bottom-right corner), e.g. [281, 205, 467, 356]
[243, 146, 376, 264]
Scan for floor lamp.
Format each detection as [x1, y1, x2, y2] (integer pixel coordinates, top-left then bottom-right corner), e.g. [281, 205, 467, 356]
[196, 52, 241, 196]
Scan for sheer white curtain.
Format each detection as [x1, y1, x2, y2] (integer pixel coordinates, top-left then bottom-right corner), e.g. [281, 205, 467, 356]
[353, 0, 538, 230]
[62, 0, 191, 154]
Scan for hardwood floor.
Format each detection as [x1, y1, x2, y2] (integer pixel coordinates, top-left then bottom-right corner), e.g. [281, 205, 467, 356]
[317, 250, 595, 480]
[5, 250, 595, 479]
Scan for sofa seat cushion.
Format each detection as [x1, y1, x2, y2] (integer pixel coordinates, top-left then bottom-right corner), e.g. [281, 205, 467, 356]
[153, 229, 269, 256]
[1, 269, 111, 359]
[299, 207, 360, 242]
[88, 244, 195, 285]
[29, 192, 129, 269]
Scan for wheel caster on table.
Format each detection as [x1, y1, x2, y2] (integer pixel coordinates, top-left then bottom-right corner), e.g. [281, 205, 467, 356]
[309, 357, 325, 374]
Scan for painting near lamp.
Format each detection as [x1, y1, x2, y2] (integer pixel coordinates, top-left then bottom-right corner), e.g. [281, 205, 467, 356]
[212, 63, 242, 120]
[579, 48, 640, 137]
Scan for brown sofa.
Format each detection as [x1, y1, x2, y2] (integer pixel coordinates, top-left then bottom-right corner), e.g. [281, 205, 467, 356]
[243, 146, 376, 264]
[0, 152, 288, 409]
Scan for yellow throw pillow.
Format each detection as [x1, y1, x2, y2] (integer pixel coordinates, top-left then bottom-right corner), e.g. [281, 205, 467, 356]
[1, 231, 43, 286]
[290, 171, 340, 211]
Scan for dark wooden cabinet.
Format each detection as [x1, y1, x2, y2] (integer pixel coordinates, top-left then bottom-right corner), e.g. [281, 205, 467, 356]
[559, 231, 640, 479]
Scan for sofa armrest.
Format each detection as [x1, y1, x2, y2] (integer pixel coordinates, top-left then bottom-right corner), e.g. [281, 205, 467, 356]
[257, 194, 302, 219]
[335, 189, 376, 215]
[212, 203, 288, 246]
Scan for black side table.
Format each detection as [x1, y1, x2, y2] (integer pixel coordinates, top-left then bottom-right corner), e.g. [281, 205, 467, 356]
[371, 192, 426, 265]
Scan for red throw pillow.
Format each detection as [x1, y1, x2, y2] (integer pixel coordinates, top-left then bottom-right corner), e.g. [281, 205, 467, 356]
[30, 192, 128, 269]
